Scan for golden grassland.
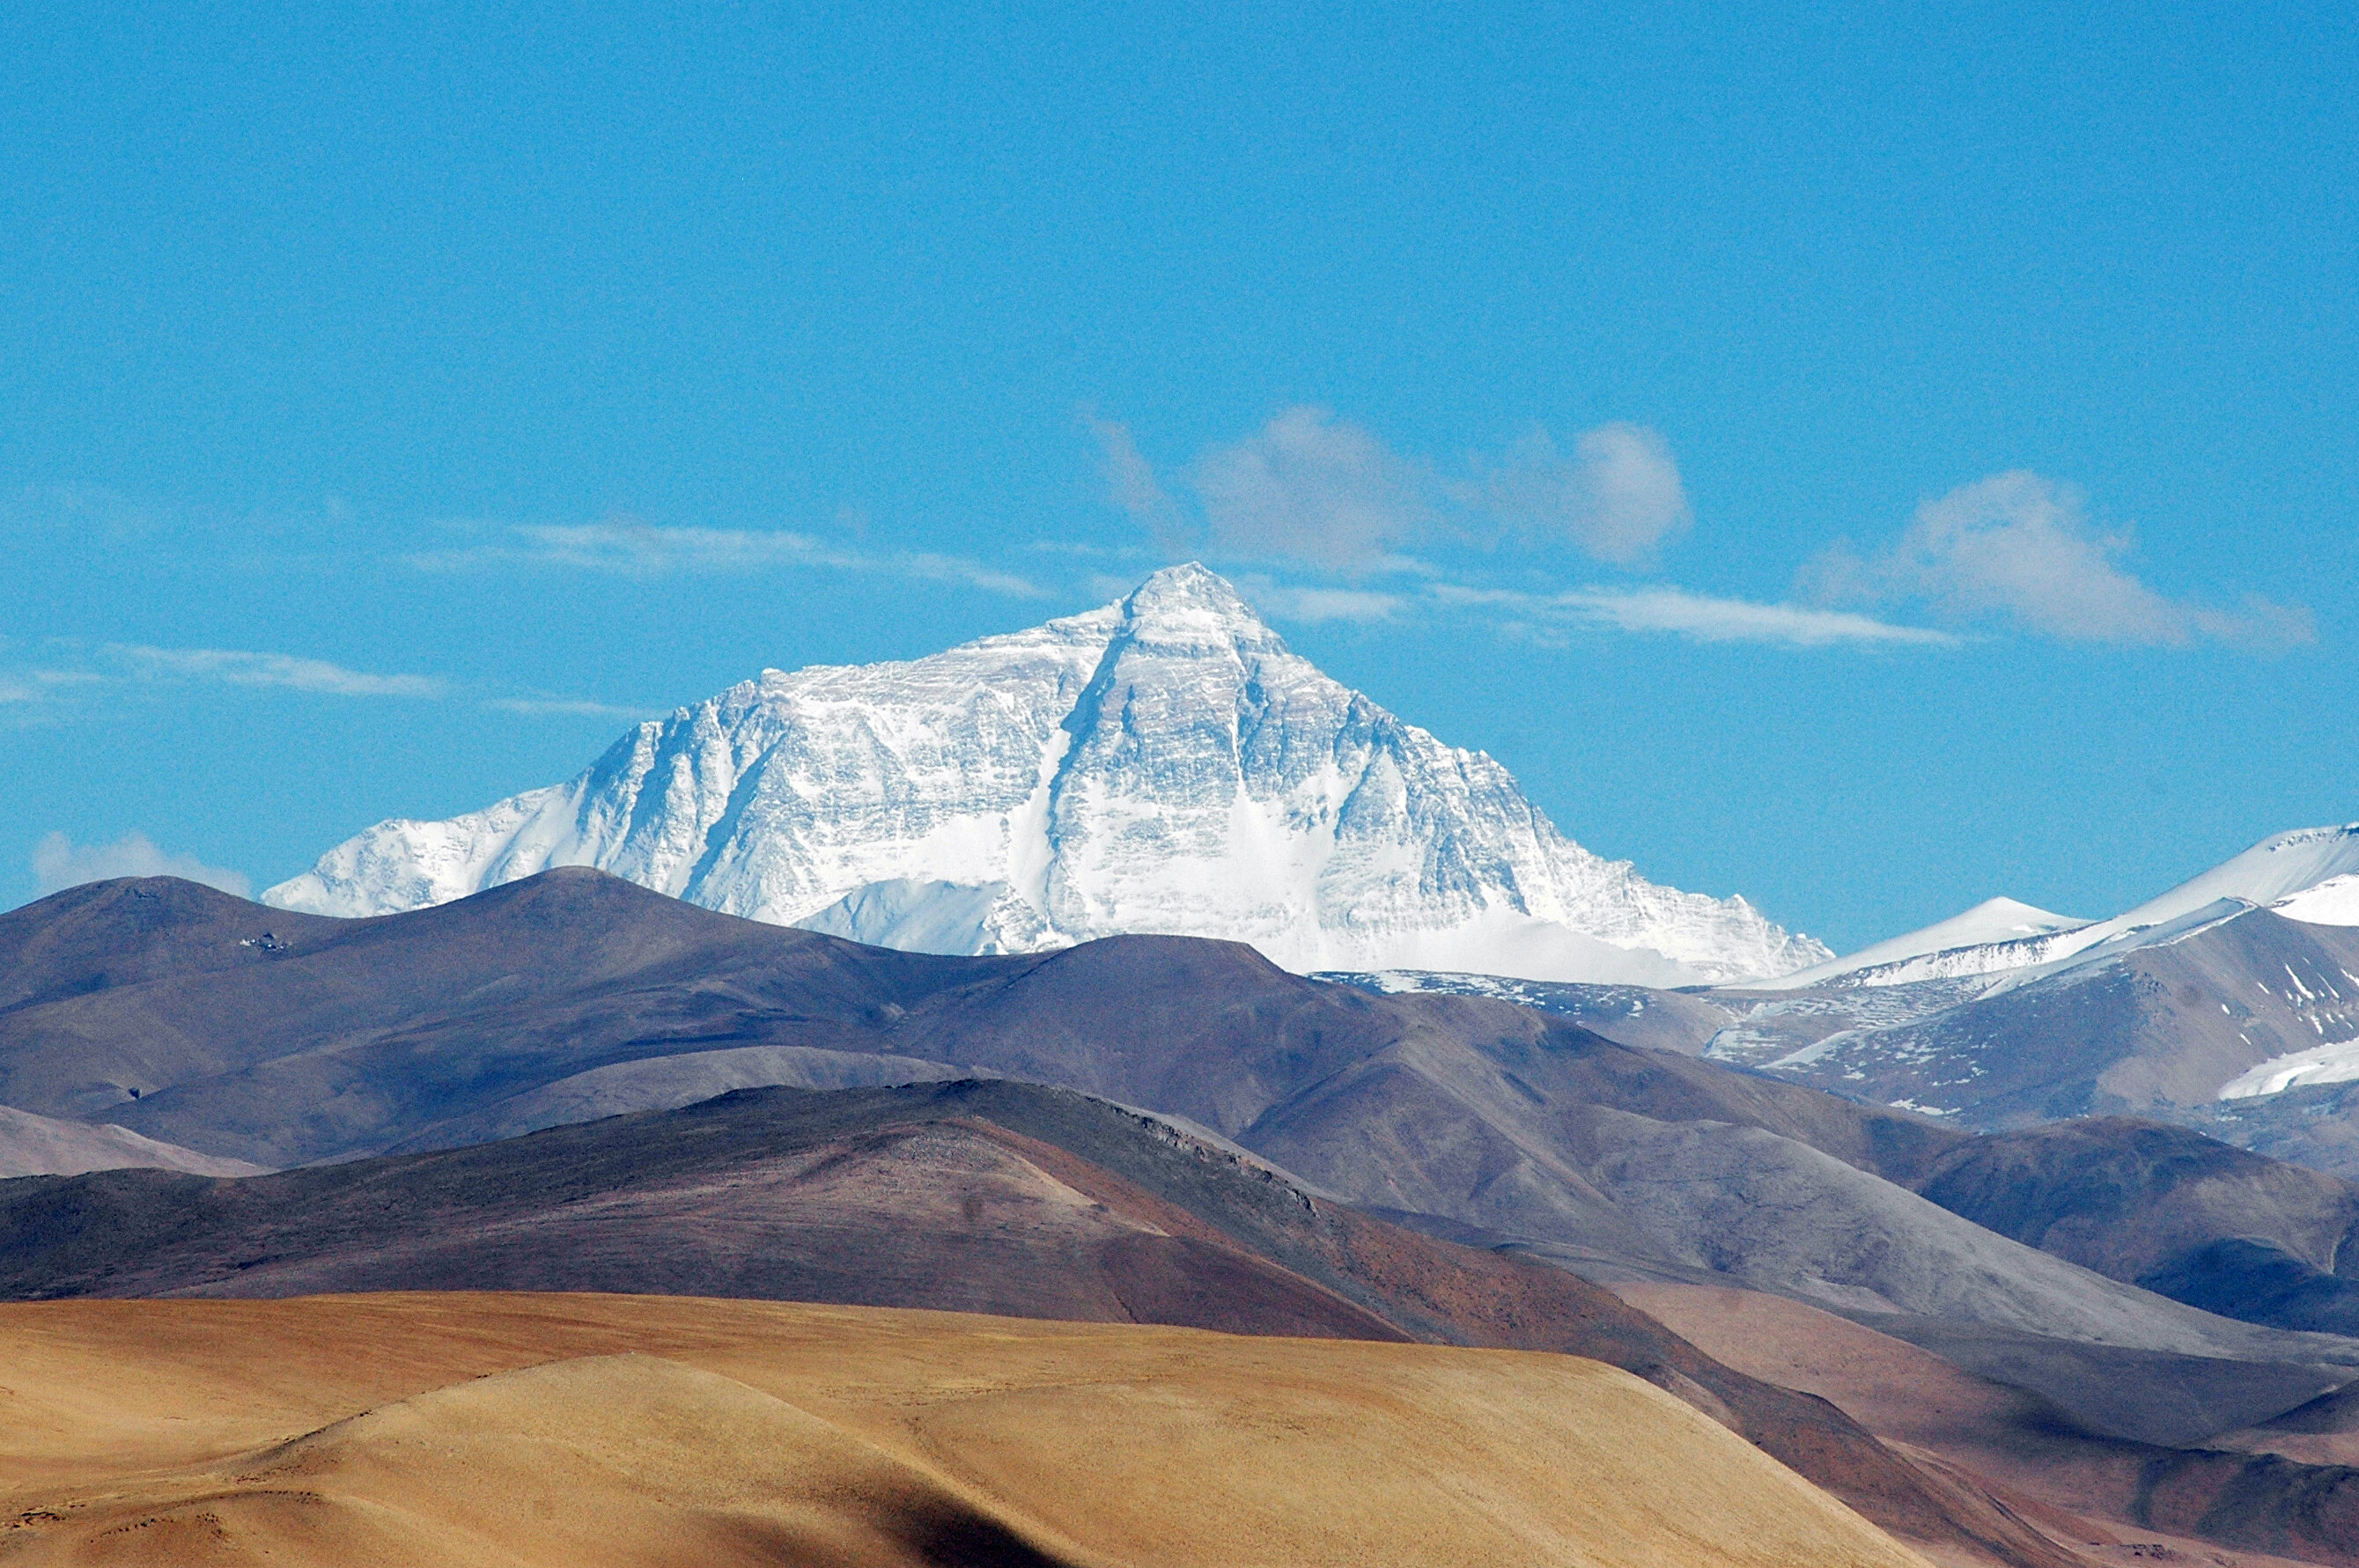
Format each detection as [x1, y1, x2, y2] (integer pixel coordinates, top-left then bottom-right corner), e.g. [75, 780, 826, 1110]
[0, 1291, 1930, 1567]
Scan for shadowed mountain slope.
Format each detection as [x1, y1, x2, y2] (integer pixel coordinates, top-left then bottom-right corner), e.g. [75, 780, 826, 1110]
[0, 870, 1020, 1157]
[1914, 1118, 2359, 1336]
[0, 872, 1933, 1171]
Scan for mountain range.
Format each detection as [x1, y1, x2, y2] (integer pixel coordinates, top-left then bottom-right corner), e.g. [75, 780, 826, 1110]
[1362, 822, 2359, 1181]
[262, 565, 1825, 986]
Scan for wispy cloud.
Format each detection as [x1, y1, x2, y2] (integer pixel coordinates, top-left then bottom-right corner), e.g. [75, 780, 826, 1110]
[3, 642, 632, 719]
[0, 669, 100, 705]
[1240, 580, 1407, 624]
[415, 519, 1047, 598]
[1427, 583, 1954, 648]
[1802, 471, 2313, 651]
[1090, 407, 1695, 572]
[102, 644, 446, 697]
[33, 831, 252, 898]
[1085, 416, 1192, 559]
[483, 696, 655, 719]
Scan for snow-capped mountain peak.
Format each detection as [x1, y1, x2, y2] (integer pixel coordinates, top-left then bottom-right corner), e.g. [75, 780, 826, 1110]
[1754, 896, 2091, 990]
[1750, 824, 2359, 996]
[1112, 560, 1281, 648]
[266, 565, 1829, 984]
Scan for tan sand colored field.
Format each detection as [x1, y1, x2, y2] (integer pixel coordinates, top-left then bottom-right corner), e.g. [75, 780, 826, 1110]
[0, 1291, 1930, 1568]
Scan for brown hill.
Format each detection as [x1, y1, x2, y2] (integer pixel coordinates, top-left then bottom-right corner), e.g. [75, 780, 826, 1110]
[0, 1292, 1935, 1568]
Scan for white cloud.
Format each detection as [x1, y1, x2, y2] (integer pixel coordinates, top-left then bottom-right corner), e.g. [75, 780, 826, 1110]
[1803, 471, 2314, 650]
[1191, 407, 1436, 568]
[512, 521, 837, 572]
[416, 519, 1046, 598]
[1552, 586, 1957, 646]
[9, 644, 649, 720]
[1096, 407, 1699, 572]
[1481, 423, 1693, 564]
[896, 552, 1046, 598]
[33, 832, 252, 898]
[0, 668, 101, 706]
[1428, 583, 1953, 647]
[103, 644, 445, 697]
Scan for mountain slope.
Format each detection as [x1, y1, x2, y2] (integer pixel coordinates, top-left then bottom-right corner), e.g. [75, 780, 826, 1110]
[1761, 897, 2092, 990]
[1764, 825, 2359, 994]
[0, 871, 1859, 1170]
[1913, 1117, 2359, 1336]
[262, 565, 1825, 984]
[12, 872, 2351, 1374]
[1624, 1281, 2359, 1568]
[0, 1104, 264, 1179]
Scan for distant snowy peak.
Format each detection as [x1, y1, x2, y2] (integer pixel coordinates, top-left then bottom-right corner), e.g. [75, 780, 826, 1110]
[1754, 825, 2359, 995]
[268, 563, 1829, 984]
[1757, 896, 2091, 991]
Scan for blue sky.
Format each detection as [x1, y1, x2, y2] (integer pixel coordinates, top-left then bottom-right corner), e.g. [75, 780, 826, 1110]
[2, 3, 2352, 951]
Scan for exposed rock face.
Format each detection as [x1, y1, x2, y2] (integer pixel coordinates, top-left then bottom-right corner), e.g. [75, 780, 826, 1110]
[266, 565, 1825, 983]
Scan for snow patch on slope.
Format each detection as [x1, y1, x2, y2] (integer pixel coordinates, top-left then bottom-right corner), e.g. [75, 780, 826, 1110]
[2276, 873, 2359, 927]
[2219, 1036, 2359, 1100]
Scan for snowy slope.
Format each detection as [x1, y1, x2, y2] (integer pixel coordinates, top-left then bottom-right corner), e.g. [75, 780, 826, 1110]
[2067, 824, 2359, 953]
[267, 565, 1828, 984]
[1695, 828, 2359, 1129]
[1754, 896, 2090, 990]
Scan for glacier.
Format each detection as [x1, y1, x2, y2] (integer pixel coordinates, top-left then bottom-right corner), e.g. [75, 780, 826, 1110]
[266, 563, 1830, 983]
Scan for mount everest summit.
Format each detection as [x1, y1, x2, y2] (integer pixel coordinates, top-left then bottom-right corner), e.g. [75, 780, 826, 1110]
[266, 564, 1828, 983]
